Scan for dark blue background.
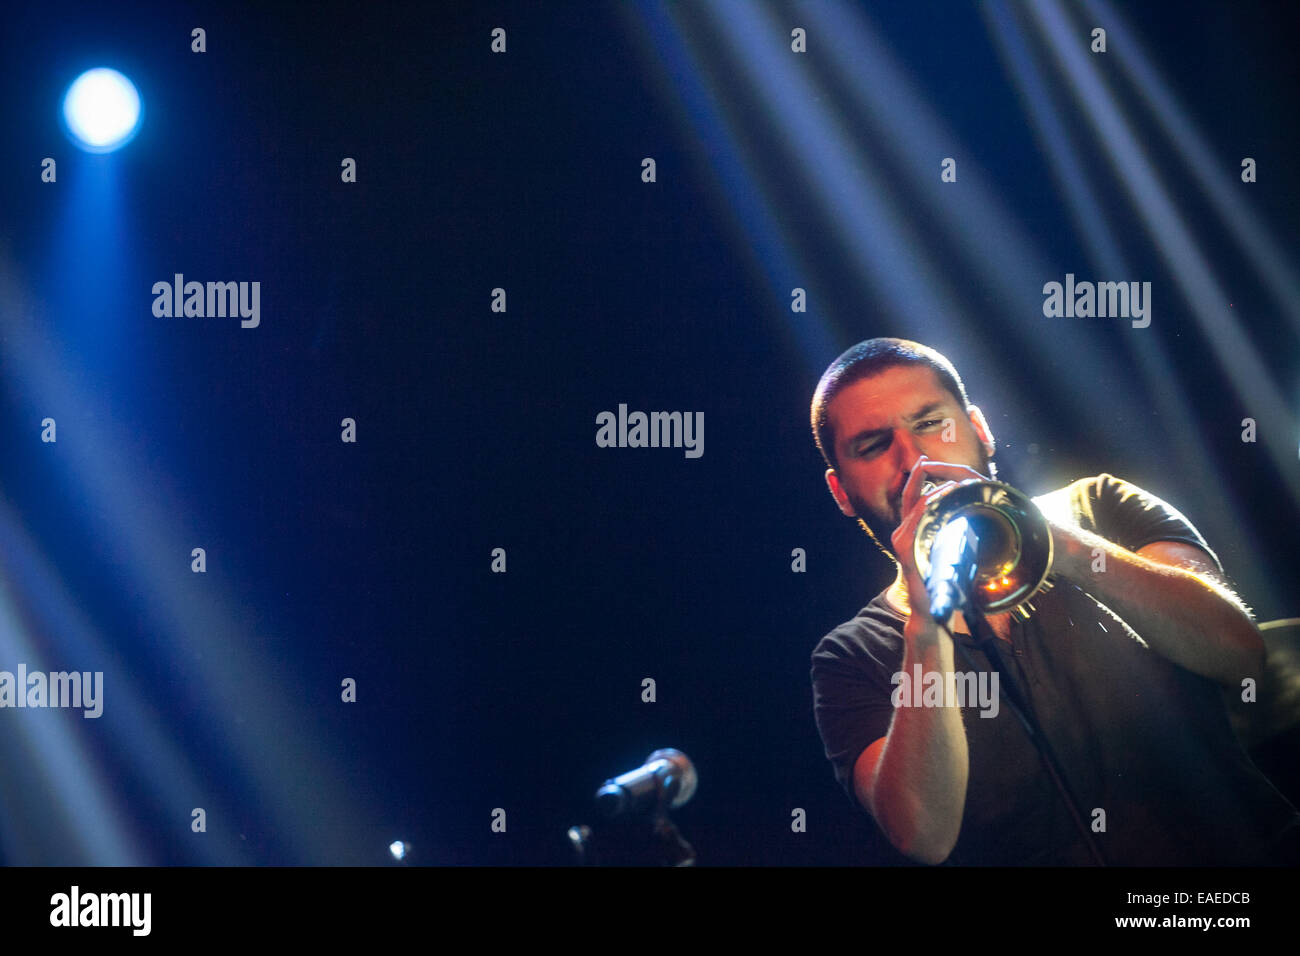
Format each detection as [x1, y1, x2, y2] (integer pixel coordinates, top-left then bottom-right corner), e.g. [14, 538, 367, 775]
[0, 0, 1297, 865]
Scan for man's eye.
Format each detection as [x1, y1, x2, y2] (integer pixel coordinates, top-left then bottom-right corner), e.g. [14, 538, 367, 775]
[919, 419, 941, 428]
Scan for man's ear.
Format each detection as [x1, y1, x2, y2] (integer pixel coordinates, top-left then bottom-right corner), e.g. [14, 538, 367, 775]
[825, 468, 857, 517]
[967, 405, 996, 460]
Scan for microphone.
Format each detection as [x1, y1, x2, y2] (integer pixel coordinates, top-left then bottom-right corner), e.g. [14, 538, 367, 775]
[595, 749, 698, 819]
[925, 513, 984, 625]
[917, 479, 978, 623]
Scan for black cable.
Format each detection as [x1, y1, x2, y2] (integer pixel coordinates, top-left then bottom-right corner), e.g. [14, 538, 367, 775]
[955, 605, 1108, 866]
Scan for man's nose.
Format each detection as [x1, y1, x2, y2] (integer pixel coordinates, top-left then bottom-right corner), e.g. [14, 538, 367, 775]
[892, 429, 925, 471]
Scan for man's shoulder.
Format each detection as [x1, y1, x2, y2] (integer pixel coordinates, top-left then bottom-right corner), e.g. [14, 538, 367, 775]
[1031, 471, 1119, 509]
[1031, 471, 1151, 533]
[1032, 471, 1177, 511]
[811, 589, 905, 666]
[1032, 471, 1221, 569]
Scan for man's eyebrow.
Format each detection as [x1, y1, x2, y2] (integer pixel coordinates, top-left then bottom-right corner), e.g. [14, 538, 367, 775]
[842, 401, 949, 447]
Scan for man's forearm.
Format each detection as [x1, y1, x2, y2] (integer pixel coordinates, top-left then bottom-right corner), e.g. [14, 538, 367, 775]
[871, 630, 969, 864]
[1046, 519, 1263, 686]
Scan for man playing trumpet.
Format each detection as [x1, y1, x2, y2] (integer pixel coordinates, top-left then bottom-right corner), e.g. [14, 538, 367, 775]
[809, 337, 1300, 865]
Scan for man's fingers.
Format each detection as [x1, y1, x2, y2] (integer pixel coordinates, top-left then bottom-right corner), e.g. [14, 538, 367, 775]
[900, 457, 988, 517]
[912, 461, 988, 484]
[891, 496, 926, 569]
[894, 473, 962, 585]
[899, 456, 930, 517]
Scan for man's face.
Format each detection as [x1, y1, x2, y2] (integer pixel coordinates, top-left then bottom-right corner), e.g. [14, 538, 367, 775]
[824, 364, 994, 544]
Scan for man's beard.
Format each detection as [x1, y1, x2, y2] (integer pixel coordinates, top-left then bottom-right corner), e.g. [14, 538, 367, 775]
[847, 491, 902, 559]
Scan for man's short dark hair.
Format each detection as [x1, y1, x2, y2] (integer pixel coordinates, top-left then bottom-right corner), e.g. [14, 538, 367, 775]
[811, 338, 971, 471]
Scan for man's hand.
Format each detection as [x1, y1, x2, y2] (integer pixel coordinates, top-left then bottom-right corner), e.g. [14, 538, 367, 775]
[889, 454, 990, 632]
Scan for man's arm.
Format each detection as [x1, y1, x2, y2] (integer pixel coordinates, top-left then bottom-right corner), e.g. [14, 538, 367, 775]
[852, 616, 968, 865]
[1046, 519, 1264, 687]
[847, 458, 983, 865]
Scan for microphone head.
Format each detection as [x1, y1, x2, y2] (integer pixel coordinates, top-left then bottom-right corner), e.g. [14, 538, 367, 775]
[594, 749, 699, 818]
[594, 783, 630, 818]
[647, 748, 698, 809]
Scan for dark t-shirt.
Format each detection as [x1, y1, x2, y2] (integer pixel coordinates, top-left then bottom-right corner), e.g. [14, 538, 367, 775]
[810, 473, 1300, 865]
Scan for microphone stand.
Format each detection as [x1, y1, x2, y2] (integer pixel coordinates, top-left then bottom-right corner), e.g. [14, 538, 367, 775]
[567, 813, 696, 866]
[954, 601, 1108, 866]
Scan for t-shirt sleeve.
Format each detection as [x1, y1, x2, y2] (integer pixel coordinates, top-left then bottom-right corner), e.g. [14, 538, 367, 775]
[810, 629, 899, 806]
[1039, 473, 1224, 575]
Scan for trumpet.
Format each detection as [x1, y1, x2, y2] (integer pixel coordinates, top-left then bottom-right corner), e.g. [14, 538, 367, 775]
[914, 478, 1054, 626]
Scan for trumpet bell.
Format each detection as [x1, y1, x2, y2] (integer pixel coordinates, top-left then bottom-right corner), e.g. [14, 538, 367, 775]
[913, 479, 1054, 618]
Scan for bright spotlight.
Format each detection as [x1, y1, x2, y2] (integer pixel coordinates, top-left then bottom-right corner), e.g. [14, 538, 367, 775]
[62, 68, 142, 153]
[388, 840, 409, 861]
